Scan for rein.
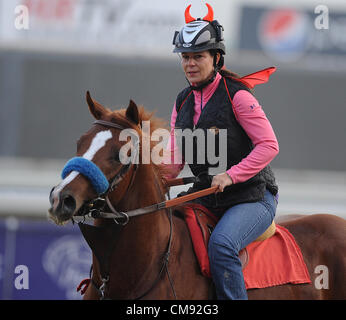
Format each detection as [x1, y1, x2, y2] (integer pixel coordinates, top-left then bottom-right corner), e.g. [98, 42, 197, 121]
[85, 185, 218, 222]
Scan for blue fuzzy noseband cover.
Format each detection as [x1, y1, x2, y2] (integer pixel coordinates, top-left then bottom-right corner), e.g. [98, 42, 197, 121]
[61, 157, 109, 195]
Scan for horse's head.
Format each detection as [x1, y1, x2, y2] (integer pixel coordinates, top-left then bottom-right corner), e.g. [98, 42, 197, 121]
[48, 92, 141, 224]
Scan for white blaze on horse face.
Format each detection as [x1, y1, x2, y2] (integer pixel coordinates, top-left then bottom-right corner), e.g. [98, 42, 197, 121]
[82, 130, 113, 160]
[53, 130, 113, 199]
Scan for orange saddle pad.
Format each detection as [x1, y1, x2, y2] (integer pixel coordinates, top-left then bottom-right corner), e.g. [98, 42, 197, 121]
[177, 203, 311, 289]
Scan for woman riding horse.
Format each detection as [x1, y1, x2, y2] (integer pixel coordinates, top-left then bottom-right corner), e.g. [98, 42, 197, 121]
[48, 3, 346, 301]
[161, 3, 279, 299]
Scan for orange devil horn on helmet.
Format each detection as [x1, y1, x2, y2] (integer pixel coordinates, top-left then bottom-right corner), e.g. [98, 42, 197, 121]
[184, 4, 195, 24]
[203, 3, 214, 22]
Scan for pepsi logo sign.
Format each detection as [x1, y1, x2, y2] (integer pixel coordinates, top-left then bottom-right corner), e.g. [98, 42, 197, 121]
[258, 9, 311, 62]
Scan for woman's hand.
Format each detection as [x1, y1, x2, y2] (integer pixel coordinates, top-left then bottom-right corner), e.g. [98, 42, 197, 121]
[211, 172, 233, 192]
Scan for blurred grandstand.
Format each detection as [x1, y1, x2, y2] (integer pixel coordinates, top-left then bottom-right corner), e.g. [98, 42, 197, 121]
[0, 0, 345, 299]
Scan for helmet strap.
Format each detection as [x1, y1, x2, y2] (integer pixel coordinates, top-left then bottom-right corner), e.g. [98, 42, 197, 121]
[212, 50, 224, 72]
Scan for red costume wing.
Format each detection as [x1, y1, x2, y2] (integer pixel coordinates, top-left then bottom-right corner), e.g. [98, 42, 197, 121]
[237, 67, 277, 89]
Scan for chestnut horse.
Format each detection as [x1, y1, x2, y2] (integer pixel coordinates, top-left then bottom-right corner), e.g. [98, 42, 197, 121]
[49, 92, 346, 299]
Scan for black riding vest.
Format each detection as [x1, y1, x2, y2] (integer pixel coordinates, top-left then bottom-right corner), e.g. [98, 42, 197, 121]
[174, 76, 278, 210]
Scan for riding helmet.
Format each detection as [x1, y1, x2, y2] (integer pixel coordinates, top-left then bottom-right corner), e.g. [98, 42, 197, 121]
[172, 3, 226, 55]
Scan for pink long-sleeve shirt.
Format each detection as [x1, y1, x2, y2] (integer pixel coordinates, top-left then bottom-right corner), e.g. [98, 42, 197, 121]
[164, 72, 279, 183]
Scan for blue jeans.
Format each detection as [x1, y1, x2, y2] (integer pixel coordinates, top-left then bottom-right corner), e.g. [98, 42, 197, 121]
[208, 189, 277, 300]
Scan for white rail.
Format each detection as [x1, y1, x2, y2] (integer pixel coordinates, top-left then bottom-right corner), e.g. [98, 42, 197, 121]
[0, 157, 345, 219]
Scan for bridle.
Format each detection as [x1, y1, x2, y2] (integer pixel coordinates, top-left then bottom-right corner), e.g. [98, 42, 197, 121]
[75, 119, 140, 224]
[75, 120, 218, 223]
[75, 119, 176, 300]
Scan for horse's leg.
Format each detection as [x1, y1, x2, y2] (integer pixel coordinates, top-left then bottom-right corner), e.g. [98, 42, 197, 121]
[83, 282, 100, 300]
[82, 254, 102, 300]
[248, 214, 346, 300]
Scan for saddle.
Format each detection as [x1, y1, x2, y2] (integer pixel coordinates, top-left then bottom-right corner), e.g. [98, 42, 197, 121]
[174, 203, 276, 278]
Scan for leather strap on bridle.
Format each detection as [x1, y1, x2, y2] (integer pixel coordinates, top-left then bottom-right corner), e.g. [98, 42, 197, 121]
[87, 119, 219, 222]
[94, 119, 130, 130]
[164, 176, 199, 187]
[89, 185, 218, 221]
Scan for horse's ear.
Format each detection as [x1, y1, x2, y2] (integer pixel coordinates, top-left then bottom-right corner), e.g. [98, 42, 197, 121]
[86, 91, 105, 120]
[126, 99, 139, 125]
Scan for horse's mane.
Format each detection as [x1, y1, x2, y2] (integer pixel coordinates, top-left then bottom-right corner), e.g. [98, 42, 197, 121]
[106, 106, 173, 182]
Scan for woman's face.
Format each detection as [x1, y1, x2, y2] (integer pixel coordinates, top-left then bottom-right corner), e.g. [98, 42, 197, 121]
[181, 51, 215, 86]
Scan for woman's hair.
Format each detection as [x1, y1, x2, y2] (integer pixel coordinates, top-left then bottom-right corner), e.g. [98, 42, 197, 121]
[219, 68, 240, 79]
[208, 50, 255, 93]
[219, 62, 255, 93]
[208, 49, 240, 79]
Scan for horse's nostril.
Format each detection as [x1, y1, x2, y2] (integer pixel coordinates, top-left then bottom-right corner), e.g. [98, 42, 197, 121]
[62, 194, 76, 214]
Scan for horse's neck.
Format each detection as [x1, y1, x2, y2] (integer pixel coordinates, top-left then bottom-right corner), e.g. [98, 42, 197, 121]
[108, 163, 168, 250]
[115, 164, 165, 211]
[103, 164, 170, 298]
